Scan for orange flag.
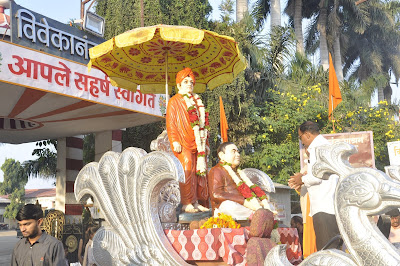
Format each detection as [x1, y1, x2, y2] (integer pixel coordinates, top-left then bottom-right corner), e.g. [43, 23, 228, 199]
[303, 193, 317, 258]
[328, 53, 342, 120]
[219, 96, 228, 143]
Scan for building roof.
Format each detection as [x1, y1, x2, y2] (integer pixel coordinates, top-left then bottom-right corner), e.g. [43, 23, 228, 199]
[273, 182, 291, 190]
[24, 188, 56, 198]
[0, 195, 11, 204]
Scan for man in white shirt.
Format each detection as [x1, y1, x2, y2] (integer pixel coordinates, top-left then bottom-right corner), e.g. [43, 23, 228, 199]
[288, 121, 340, 250]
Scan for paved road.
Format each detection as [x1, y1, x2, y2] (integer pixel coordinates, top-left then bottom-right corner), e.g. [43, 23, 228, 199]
[0, 230, 20, 266]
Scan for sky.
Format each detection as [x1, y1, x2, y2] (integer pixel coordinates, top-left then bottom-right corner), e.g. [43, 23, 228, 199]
[1, 0, 398, 188]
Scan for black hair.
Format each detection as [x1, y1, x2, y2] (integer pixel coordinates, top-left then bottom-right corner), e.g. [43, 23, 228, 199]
[387, 208, 400, 217]
[299, 121, 320, 135]
[291, 215, 303, 225]
[16, 204, 44, 221]
[86, 226, 99, 239]
[217, 142, 235, 157]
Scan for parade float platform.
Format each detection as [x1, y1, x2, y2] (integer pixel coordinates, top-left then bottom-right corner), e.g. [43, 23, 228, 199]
[164, 227, 302, 265]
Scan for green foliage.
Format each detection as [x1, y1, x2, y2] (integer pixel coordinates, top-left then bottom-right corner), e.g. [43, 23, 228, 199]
[252, 0, 271, 30]
[122, 121, 165, 152]
[83, 134, 95, 164]
[218, 0, 234, 24]
[246, 26, 297, 106]
[0, 159, 27, 195]
[0, 159, 27, 219]
[244, 59, 400, 184]
[244, 84, 328, 183]
[202, 72, 254, 165]
[95, 0, 213, 39]
[4, 188, 25, 219]
[158, 0, 212, 29]
[201, 3, 262, 164]
[82, 207, 92, 225]
[23, 140, 57, 179]
[325, 99, 400, 170]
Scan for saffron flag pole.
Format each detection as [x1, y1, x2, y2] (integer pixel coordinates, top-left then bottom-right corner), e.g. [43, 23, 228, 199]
[220, 96, 229, 143]
[329, 53, 342, 130]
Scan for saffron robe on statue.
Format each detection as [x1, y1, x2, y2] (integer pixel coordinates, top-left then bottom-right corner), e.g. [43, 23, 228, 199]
[166, 93, 209, 206]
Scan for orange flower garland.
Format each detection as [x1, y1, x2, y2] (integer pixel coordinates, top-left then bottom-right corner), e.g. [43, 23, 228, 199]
[200, 213, 241, 229]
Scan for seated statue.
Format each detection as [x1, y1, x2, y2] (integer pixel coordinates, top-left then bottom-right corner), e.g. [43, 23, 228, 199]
[166, 68, 209, 213]
[208, 142, 275, 220]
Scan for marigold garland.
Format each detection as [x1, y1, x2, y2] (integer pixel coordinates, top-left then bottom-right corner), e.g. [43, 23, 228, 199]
[182, 93, 209, 176]
[200, 213, 241, 229]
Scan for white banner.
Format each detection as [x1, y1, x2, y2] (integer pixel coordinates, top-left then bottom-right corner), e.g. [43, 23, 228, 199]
[300, 131, 375, 169]
[387, 141, 400, 166]
[0, 41, 166, 117]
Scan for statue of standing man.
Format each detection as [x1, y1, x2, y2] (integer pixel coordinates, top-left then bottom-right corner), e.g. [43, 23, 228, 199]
[166, 68, 209, 213]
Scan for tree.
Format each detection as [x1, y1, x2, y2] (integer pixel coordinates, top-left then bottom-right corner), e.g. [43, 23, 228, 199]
[286, 0, 305, 54]
[201, 3, 262, 162]
[23, 140, 57, 179]
[219, 0, 235, 24]
[0, 159, 27, 219]
[253, 0, 282, 29]
[122, 122, 165, 152]
[95, 0, 213, 39]
[301, 0, 400, 100]
[342, 0, 400, 102]
[236, 0, 248, 22]
[270, 0, 281, 27]
[83, 134, 95, 164]
[317, 0, 329, 70]
[246, 26, 297, 106]
[252, 0, 269, 30]
[285, 0, 324, 56]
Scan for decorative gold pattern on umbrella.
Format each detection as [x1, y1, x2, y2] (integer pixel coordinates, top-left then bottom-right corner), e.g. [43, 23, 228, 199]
[88, 25, 246, 94]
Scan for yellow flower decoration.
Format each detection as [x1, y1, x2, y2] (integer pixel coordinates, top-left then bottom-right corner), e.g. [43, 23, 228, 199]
[201, 213, 241, 229]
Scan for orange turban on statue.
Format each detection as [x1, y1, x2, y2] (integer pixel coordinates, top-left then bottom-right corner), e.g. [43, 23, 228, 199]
[176, 67, 195, 85]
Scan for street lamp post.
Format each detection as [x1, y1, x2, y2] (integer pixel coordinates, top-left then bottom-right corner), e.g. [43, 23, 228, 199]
[80, 0, 93, 21]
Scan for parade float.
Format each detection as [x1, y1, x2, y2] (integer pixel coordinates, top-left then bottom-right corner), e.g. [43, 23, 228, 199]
[70, 21, 400, 266]
[74, 140, 400, 266]
[2, 1, 400, 264]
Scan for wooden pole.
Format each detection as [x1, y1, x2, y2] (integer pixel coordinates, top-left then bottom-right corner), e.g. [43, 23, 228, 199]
[80, 0, 92, 21]
[140, 0, 144, 27]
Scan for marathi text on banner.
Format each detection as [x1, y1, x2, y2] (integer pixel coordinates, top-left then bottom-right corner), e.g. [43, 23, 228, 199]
[0, 41, 164, 117]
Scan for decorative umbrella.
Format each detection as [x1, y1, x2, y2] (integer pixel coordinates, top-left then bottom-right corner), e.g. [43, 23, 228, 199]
[88, 24, 246, 96]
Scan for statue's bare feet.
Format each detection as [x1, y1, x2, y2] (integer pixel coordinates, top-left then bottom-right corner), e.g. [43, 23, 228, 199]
[194, 202, 209, 212]
[182, 204, 198, 213]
